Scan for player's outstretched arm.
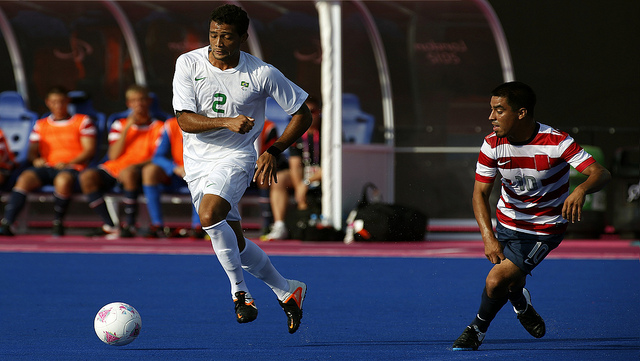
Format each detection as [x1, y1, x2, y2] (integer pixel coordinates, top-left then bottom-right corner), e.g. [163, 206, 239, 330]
[562, 162, 611, 223]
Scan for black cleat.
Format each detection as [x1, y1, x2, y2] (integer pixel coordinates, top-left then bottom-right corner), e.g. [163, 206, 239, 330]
[278, 280, 306, 334]
[52, 221, 65, 237]
[120, 225, 135, 238]
[515, 288, 546, 338]
[85, 225, 119, 239]
[234, 291, 258, 323]
[0, 223, 14, 236]
[144, 225, 169, 238]
[452, 325, 485, 351]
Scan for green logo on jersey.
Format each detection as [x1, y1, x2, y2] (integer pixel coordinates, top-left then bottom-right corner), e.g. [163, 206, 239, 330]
[240, 81, 249, 88]
[195, 77, 206, 81]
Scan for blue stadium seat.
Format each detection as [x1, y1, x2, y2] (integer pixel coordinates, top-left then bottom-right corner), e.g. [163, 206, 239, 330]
[0, 119, 35, 165]
[342, 93, 374, 144]
[0, 91, 39, 122]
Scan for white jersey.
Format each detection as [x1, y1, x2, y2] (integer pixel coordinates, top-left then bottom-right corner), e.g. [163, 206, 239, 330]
[172, 47, 308, 182]
[475, 123, 595, 235]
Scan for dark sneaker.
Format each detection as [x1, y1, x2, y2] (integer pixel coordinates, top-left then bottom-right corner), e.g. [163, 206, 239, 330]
[233, 291, 258, 323]
[144, 225, 169, 238]
[452, 325, 485, 351]
[120, 225, 135, 238]
[515, 288, 546, 338]
[0, 223, 14, 236]
[278, 279, 306, 334]
[52, 221, 65, 237]
[85, 225, 119, 239]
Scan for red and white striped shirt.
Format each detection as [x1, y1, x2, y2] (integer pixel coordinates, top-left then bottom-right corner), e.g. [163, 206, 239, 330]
[475, 123, 595, 235]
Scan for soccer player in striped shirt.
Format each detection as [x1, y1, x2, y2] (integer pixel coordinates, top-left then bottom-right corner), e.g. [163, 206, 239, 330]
[452, 81, 611, 351]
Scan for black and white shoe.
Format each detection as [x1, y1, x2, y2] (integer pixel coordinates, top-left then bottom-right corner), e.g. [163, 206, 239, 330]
[514, 288, 546, 338]
[452, 325, 485, 351]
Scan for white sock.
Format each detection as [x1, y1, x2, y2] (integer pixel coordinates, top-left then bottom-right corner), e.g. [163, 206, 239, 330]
[240, 238, 289, 300]
[205, 220, 248, 298]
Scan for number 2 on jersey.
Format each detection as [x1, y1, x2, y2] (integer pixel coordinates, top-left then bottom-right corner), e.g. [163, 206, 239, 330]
[212, 93, 226, 113]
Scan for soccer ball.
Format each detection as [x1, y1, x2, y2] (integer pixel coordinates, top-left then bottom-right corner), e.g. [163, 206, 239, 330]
[94, 302, 142, 346]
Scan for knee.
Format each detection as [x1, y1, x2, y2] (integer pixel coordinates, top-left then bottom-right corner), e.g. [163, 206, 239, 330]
[198, 209, 226, 227]
[142, 164, 162, 184]
[79, 169, 100, 192]
[14, 171, 39, 192]
[54, 173, 74, 192]
[485, 275, 509, 298]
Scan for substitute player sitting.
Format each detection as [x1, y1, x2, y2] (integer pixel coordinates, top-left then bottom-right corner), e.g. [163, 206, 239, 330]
[0, 86, 96, 236]
[80, 85, 163, 238]
[452, 81, 611, 351]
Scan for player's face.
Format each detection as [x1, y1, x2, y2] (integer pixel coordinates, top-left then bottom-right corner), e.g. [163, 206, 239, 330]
[208, 22, 247, 66]
[126, 91, 151, 122]
[489, 96, 523, 139]
[46, 93, 70, 120]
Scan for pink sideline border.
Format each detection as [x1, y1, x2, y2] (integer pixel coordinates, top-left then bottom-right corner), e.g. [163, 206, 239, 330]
[0, 235, 638, 260]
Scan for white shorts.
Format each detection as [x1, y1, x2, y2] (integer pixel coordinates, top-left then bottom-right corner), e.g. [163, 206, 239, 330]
[187, 162, 252, 222]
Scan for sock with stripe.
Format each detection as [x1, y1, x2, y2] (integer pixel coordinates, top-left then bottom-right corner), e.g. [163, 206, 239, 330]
[53, 192, 71, 222]
[87, 191, 115, 227]
[122, 190, 138, 227]
[470, 287, 508, 333]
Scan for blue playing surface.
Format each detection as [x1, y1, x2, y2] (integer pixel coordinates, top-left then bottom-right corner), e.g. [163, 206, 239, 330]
[0, 252, 638, 360]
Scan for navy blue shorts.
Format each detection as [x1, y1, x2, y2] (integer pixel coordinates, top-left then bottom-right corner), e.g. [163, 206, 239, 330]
[496, 223, 563, 274]
[29, 167, 80, 188]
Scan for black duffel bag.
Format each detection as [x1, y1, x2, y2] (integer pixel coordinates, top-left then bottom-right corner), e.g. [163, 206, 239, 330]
[345, 183, 428, 243]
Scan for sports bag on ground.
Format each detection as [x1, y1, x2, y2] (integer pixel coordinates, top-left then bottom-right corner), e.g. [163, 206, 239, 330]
[344, 183, 428, 243]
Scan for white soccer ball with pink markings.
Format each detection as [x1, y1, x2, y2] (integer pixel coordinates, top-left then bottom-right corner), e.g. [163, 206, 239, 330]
[94, 302, 142, 346]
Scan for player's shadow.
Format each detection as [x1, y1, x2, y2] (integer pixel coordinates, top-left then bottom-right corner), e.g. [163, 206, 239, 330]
[294, 336, 640, 351]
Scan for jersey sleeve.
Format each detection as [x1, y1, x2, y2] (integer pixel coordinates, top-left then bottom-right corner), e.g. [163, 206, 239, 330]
[29, 119, 44, 143]
[79, 115, 97, 137]
[475, 138, 498, 183]
[559, 135, 595, 172]
[172, 54, 196, 114]
[263, 65, 308, 116]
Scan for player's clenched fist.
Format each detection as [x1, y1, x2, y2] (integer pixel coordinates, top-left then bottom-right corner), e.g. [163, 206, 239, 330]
[227, 115, 254, 134]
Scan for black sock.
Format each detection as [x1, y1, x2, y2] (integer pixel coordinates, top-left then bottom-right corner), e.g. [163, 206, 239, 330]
[53, 193, 71, 223]
[87, 192, 115, 227]
[2, 190, 27, 224]
[470, 287, 508, 333]
[509, 289, 527, 313]
[122, 190, 138, 227]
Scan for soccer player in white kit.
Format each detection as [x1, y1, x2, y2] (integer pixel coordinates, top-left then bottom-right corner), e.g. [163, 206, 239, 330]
[172, 4, 312, 334]
[452, 82, 611, 350]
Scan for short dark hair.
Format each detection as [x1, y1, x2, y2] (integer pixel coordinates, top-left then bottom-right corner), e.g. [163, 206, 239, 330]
[46, 86, 69, 98]
[210, 4, 250, 36]
[491, 81, 536, 117]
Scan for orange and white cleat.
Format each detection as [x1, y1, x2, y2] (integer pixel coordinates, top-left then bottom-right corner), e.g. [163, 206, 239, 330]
[278, 279, 307, 334]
